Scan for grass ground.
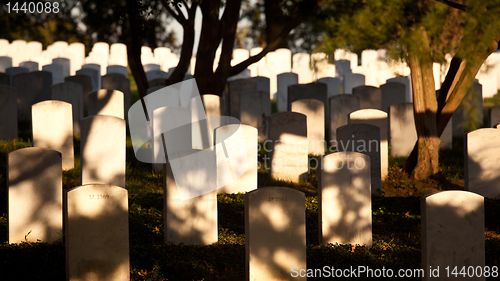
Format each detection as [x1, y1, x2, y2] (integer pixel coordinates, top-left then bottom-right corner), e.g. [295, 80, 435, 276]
[1, 122, 499, 280]
[0, 80, 498, 280]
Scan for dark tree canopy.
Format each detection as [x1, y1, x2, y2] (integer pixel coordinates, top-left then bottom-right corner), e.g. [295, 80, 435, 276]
[322, 0, 500, 180]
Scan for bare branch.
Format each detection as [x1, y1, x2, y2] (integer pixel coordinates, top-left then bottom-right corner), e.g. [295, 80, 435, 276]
[174, 1, 187, 22]
[436, 57, 466, 118]
[161, 0, 186, 25]
[229, 19, 300, 76]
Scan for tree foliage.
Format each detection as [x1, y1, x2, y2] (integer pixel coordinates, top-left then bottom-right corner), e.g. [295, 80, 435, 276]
[322, 0, 500, 180]
[0, 1, 89, 49]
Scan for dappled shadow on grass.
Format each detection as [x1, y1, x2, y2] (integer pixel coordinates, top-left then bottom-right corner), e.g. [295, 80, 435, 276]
[372, 197, 421, 250]
[126, 139, 163, 195]
[382, 166, 444, 197]
[307, 244, 421, 280]
[130, 243, 245, 281]
[258, 170, 317, 197]
[0, 242, 65, 281]
[439, 144, 464, 186]
[0, 128, 497, 279]
[129, 192, 164, 245]
[217, 194, 245, 243]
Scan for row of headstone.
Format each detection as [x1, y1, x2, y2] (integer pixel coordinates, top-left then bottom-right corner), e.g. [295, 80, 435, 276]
[7, 148, 129, 279]
[222, 76, 462, 164]
[28, 97, 126, 175]
[0, 64, 129, 124]
[246, 187, 486, 280]
[2, 39, 500, 95]
[6, 113, 487, 281]
[7, 146, 486, 279]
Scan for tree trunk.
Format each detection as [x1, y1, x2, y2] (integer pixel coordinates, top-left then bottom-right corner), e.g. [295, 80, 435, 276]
[404, 26, 441, 180]
[404, 28, 500, 179]
[125, 0, 149, 111]
[193, 0, 225, 95]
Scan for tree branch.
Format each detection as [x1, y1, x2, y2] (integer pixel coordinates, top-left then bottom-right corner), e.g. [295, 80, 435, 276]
[436, 57, 466, 118]
[174, 1, 187, 22]
[229, 19, 300, 76]
[161, 0, 186, 25]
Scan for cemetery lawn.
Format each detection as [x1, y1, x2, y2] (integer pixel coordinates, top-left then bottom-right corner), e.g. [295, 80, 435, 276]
[0, 124, 498, 280]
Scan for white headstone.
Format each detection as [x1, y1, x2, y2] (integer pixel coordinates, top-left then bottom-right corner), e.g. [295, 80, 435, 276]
[0, 72, 9, 86]
[292, 99, 325, 155]
[318, 77, 341, 98]
[251, 76, 270, 98]
[465, 128, 500, 198]
[337, 123, 382, 195]
[256, 64, 278, 98]
[81, 115, 126, 188]
[42, 64, 64, 84]
[79, 64, 101, 91]
[343, 73, 365, 94]
[88, 89, 125, 119]
[489, 105, 500, 128]
[107, 65, 128, 77]
[163, 155, 218, 245]
[12, 72, 44, 121]
[32, 100, 75, 170]
[268, 112, 308, 183]
[276, 72, 298, 112]
[8, 147, 62, 244]
[245, 186, 306, 281]
[389, 103, 417, 157]
[19, 61, 39, 72]
[0, 56, 13, 72]
[239, 90, 271, 141]
[381, 82, 407, 112]
[335, 59, 352, 77]
[352, 85, 382, 110]
[349, 109, 388, 180]
[102, 74, 131, 117]
[52, 57, 71, 78]
[146, 69, 169, 81]
[51, 82, 84, 135]
[65, 74, 93, 117]
[319, 152, 372, 245]
[6, 67, 29, 81]
[215, 124, 257, 194]
[421, 191, 484, 281]
[387, 76, 412, 102]
[292, 53, 314, 84]
[65, 184, 129, 281]
[227, 78, 257, 118]
[329, 95, 360, 143]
